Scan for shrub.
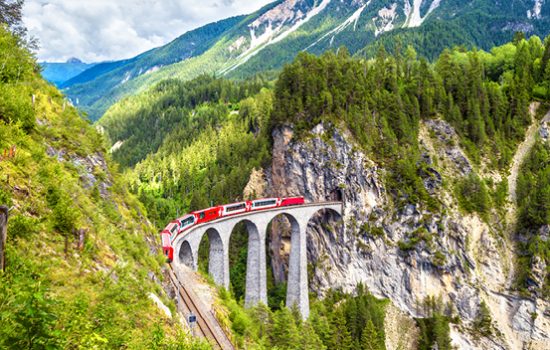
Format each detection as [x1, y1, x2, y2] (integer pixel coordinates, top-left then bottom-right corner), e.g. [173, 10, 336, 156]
[8, 214, 39, 239]
[455, 174, 490, 218]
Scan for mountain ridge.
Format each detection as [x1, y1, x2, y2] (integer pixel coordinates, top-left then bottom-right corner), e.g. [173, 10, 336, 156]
[59, 0, 550, 121]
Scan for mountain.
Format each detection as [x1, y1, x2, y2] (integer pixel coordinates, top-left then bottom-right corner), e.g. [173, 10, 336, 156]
[62, 14, 246, 120]
[97, 34, 550, 349]
[39, 57, 95, 87]
[65, 0, 550, 121]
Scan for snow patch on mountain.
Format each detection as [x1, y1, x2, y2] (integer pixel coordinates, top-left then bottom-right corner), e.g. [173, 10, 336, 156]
[404, 0, 442, 28]
[221, 0, 332, 74]
[306, 3, 369, 50]
[527, 0, 544, 19]
[373, 3, 398, 36]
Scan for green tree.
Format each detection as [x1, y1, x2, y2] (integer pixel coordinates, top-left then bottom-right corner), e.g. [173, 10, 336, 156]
[299, 321, 326, 350]
[329, 308, 353, 350]
[473, 301, 493, 337]
[361, 319, 383, 350]
[270, 306, 301, 349]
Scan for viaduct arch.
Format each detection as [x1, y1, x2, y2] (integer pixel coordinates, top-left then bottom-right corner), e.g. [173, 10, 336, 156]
[171, 202, 342, 318]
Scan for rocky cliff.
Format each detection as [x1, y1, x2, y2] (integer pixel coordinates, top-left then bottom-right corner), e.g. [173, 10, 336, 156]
[259, 122, 550, 349]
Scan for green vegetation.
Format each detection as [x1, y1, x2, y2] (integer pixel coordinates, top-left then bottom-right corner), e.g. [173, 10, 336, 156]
[415, 296, 455, 350]
[515, 139, 550, 296]
[0, 23, 206, 348]
[99, 76, 271, 235]
[100, 75, 268, 168]
[455, 174, 491, 219]
[473, 300, 493, 338]
[218, 284, 387, 350]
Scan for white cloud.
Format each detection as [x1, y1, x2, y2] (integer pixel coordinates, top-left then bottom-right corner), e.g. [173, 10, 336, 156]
[23, 0, 273, 62]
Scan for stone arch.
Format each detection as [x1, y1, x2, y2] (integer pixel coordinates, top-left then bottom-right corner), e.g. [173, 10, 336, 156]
[227, 219, 264, 306]
[306, 207, 343, 234]
[265, 212, 306, 313]
[178, 240, 194, 268]
[265, 212, 301, 282]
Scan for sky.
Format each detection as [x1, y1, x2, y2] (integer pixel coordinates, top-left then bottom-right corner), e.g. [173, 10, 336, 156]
[23, 0, 273, 63]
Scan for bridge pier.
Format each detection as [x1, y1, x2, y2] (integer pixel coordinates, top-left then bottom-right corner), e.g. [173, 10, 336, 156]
[207, 228, 229, 290]
[244, 221, 267, 307]
[286, 217, 309, 319]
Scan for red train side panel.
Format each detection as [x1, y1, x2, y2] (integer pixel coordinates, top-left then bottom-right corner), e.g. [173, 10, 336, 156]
[194, 206, 223, 225]
[280, 196, 305, 207]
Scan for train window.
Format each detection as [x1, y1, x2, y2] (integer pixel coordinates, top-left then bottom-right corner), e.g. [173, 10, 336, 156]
[226, 203, 246, 212]
[170, 226, 178, 235]
[199, 212, 205, 219]
[253, 199, 276, 207]
[181, 216, 194, 227]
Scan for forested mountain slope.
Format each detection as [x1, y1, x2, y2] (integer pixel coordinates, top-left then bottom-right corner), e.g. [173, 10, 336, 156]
[0, 26, 207, 348]
[99, 34, 550, 349]
[64, 0, 550, 121]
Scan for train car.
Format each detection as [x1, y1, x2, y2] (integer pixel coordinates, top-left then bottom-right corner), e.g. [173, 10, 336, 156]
[222, 201, 249, 216]
[193, 206, 223, 225]
[176, 214, 196, 234]
[161, 221, 179, 262]
[250, 197, 280, 210]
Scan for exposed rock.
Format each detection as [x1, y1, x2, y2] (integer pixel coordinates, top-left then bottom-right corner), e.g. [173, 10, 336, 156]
[265, 122, 550, 349]
[423, 119, 472, 175]
[243, 168, 267, 199]
[46, 145, 66, 161]
[70, 152, 112, 198]
[384, 303, 419, 350]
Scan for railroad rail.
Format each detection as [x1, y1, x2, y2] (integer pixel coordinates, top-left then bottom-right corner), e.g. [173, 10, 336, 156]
[167, 265, 235, 350]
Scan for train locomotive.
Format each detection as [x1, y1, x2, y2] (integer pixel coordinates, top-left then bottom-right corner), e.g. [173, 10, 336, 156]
[161, 196, 305, 262]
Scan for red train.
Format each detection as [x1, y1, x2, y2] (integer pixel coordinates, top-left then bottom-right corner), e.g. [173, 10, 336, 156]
[161, 196, 305, 262]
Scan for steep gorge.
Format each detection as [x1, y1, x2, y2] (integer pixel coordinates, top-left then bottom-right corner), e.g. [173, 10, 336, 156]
[257, 119, 549, 349]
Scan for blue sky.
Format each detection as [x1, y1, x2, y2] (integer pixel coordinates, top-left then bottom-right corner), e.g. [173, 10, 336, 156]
[23, 0, 273, 62]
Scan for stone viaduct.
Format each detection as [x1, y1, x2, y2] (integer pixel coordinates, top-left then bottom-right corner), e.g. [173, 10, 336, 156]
[171, 202, 342, 318]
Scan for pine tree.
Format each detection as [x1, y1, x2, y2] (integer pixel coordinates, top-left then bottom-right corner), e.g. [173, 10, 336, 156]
[270, 307, 301, 349]
[432, 314, 451, 350]
[474, 301, 493, 337]
[309, 306, 333, 347]
[361, 319, 382, 350]
[299, 320, 326, 350]
[329, 308, 353, 350]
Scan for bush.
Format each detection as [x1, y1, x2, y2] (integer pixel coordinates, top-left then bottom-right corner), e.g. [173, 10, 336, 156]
[455, 174, 490, 218]
[8, 214, 39, 240]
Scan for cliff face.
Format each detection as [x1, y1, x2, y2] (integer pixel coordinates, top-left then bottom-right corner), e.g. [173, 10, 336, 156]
[262, 123, 550, 349]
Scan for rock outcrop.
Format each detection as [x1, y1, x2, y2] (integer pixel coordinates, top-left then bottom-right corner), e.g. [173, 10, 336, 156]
[262, 122, 550, 349]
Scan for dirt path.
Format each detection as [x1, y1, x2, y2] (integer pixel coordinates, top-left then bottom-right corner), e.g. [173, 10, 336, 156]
[507, 102, 540, 207]
[501, 102, 541, 291]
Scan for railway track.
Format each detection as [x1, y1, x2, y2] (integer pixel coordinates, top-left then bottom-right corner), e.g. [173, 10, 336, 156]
[167, 265, 235, 350]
